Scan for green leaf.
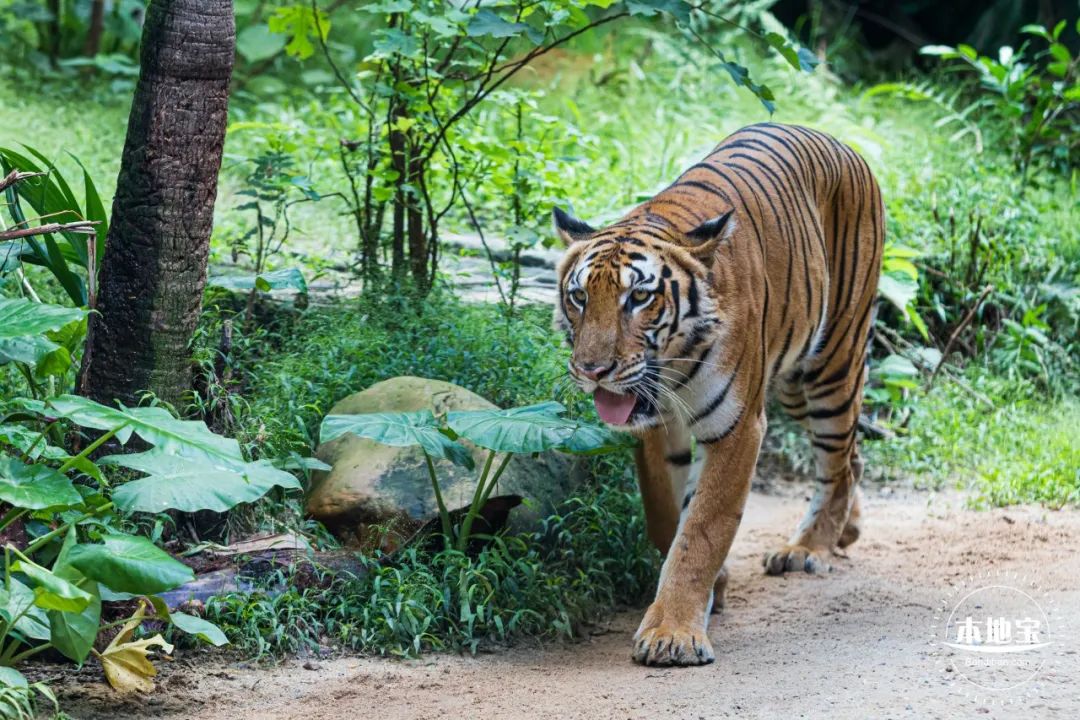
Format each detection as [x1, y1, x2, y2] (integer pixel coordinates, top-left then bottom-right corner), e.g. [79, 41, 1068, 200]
[558, 423, 635, 455]
[321, 411, 475, 470]
[68, 534, 194, 595]
[0, 456, 82, 510]
[466, 9, 535, 40]
[765, 32, 818, 72]
[0, 667, 28, 689]
[237, 24, 287, 63]
[47, 538, 101, 665]
[877, 273, 918, 312]
[0, 298, 88, 339]
[626, 0, 691, 23]
[448, 402, 577, 454]
[920, 45, 959, 58]
[269, 5, 330, 60]
[106, 449, 301, 514]
[873, 354, 919, 378]
[208, 267, 308, 293]
[0, 578, 50, 641]
[45, 395, 244, 463]
[13, 560, 92, 613]
[0, 335, 71, 377]
[170, 612, 229, 646]
[372, 27, 420, 57]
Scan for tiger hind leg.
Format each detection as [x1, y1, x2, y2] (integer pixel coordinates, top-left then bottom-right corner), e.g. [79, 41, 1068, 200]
[764, 365, 865, 575]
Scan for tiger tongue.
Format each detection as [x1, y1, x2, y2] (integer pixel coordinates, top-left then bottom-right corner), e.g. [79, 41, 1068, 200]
[593, 387, 637, 426]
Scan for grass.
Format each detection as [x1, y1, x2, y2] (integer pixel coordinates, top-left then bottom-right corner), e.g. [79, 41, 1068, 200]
[202, 464, 657, 658]
[869, 372, 1080, 508]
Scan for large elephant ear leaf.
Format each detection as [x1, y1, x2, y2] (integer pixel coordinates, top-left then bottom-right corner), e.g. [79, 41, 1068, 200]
[106, 449, 301, 514]
[447, 402, 577, 454]
[45, 394, 244, 461]
[558, 422, 635, 455]
[320, 411, 474, 470]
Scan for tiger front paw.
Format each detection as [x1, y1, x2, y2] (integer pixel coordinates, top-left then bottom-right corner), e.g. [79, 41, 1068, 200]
[632, 608, 714, 666]
[763, 544, 831, 575]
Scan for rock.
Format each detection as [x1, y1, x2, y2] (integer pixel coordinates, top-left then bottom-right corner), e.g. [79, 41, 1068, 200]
[305, 376, 587, 547]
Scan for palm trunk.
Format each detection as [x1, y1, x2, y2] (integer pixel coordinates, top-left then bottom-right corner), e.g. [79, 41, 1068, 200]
[79, 0, 235, 409]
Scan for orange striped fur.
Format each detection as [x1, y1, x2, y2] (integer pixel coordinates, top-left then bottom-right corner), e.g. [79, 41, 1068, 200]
[553, 123, 884, 666]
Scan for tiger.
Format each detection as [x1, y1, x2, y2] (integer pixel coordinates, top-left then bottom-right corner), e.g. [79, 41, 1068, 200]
[552, 122, 884, 666]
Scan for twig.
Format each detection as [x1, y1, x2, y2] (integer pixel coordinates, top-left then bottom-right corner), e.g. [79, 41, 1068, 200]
[0, 170, 45, 194]
[0, 220, 99, 241]
[928, 285, 993, 387]
[857, 415, 895, 441]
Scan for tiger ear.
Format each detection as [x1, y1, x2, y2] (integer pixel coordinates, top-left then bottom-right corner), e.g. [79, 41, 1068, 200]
[685, 210, 735, 260]
[552, 207, 596, 245]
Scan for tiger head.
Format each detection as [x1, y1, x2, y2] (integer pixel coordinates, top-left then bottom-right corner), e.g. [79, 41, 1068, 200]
[553, 206, 736, 430]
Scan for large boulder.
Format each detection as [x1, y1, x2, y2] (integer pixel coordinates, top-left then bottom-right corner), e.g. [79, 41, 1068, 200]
[306, 376, 587, 547]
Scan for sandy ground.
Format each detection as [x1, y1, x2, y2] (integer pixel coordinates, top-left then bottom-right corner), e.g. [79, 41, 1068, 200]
[51, 485, 1080, 720]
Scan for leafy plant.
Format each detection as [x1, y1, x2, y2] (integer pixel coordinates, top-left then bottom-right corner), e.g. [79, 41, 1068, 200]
[269, 0, 817, 292]
[320, 401, 629, 551]
[0, 308, 302, 693]
[920, 20, 1080, 181]
[1, 146, 107, 308]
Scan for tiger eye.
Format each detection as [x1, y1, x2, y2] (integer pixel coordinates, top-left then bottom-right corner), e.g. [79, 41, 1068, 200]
[631, 288, 651, 304]
[569, 288, 587, 306]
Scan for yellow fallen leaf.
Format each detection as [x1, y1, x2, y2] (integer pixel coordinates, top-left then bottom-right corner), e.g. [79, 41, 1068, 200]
[93, 601, 175, 693]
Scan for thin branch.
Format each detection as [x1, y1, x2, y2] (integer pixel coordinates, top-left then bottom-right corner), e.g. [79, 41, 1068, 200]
[420, 10, 629, 165]
[928, 285, 994, 387]
[0, 170, 45, 194]
[0, 220, 99, 241]
[311, 0, 371, 113]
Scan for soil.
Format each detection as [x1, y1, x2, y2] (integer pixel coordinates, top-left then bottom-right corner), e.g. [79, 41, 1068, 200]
[47, 483, 1080, 720]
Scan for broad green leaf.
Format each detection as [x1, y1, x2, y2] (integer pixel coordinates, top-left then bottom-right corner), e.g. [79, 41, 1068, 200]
[170, 612, 229, 646]
[13, 560, 92, 613]
[106, 449, 301, 514]
[467, 9, 540, 42]
[877, 273, 917, 312]
[0, 577, 50, 641]
[321, 411, 474, 470]
[873, 354, 919, 378]
[0, 667, 28, 689]
[47, 537, 101, 664]
[0, 424, 65, 461]
[0, 298, 88, 339]
[626, 0, 691, 23]
[236, 24, 287, 63]
[208, 267, 308, 293]
[45, 395, 244, 463]
[448, 402, 577, 454]
[559, 423, 635, 455]
[0, 456, 82, 509]
[68, 534, 194, 595]
[0, 334, 71, 377]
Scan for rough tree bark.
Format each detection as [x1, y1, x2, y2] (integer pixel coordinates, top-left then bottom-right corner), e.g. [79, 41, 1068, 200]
[80, 0, 235, 409]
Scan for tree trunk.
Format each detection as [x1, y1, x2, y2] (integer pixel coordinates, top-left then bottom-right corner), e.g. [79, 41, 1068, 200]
[83, 0, 106, 56]
[80, 0, 235, 410]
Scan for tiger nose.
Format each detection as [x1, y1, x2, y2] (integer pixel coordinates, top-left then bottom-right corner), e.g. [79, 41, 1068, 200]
[575, 361, 616, 381]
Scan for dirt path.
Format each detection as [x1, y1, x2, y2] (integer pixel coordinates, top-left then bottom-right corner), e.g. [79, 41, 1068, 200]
[55, 486, 1080, 720]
